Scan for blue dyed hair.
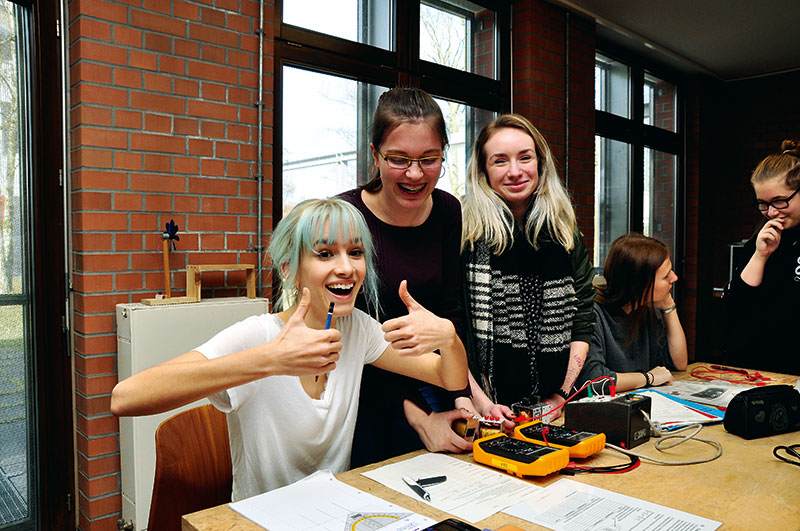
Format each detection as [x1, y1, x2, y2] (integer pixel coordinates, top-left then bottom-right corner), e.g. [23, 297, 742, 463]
[268, 198, 380, 314]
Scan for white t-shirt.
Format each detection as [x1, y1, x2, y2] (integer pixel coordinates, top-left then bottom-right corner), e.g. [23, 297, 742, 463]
[195, 309, 388, 500]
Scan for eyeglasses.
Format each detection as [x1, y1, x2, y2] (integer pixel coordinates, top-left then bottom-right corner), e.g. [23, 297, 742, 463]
[755, 186, 800, 212]
[376, 148, 444, 172]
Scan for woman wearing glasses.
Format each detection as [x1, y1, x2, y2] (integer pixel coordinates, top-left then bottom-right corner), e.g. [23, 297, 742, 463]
[725, 140, 800, 375]
[459, 114, 596, 422]
[339, 87, 474, 467]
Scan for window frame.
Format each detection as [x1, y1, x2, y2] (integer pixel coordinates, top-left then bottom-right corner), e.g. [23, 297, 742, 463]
[273, 0, 511, 221]
[594, 38, 686, 275]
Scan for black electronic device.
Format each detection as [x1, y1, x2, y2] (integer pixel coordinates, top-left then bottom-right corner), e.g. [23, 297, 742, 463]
[563, 394, 651, 449]
[514, 420, 606, 458]
[423, 518, 482, 531]
[724, 385, 800, 440]
[473, 433, 569, 477]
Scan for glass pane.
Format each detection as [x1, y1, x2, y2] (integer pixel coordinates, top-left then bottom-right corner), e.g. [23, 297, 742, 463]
[433, 97, 494, 199]
[594, 136, 630, 272]
[282, 66, 388, 215]
[0, 3, 31, 526]
[0, 304, 28, 525]
[644, 72, 677, 132]
[421, 0, 497, 79]
[283, 0, 393, 51]
[644, 147, 677, 261]
[595, 53, 630, 118]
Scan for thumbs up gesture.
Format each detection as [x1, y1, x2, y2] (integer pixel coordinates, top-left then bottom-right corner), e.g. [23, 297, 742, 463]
[272, 288, 342, 376]
[381, 280, 457, 356]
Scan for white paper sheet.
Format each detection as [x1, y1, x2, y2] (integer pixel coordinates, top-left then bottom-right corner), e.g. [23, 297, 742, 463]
[229, 470, 436, 531]
[361, 452, 542, 524]
[504, 478, 721, 531]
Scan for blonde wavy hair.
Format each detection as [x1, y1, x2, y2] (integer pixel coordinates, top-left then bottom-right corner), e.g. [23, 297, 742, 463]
[461, 114, 576, 254]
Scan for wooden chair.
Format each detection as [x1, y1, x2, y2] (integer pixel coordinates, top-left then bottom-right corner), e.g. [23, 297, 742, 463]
[147, 404, 232, 531]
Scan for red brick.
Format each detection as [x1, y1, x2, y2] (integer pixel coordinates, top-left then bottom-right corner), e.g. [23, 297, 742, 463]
[72, 84, 127, 108]
[73, 233, 114, 252]
[144, 72, 172, 93]
[174, 78, 199, 97]
[130, 172, 186, 193]
[200, 158, 225, 176]
[115, 272, 143, 290]
[74, 40, 127, 66]
[115, 233, 143, 251]
[72, 148, 113, 170]
[215, 141, 238, 159]
[75, 393, 113, 418]
[78, 453, 121, 480]
[130, 132, 186, 154]
[74, 191, 113, 211]
[186, 61, 239, 88]
[174, 156, 199, 174]
[200, 120, 225, 138]
[72, 313, 116, 335]
[115, 109, 143, 129]
[188, 138, 212, 156]
[73, 18, 111, 41]
[113, 151, 142, 171]
[188, 22, 239, 47]
[159, 55, 186, 75]
[188, 214, 237, 232]
[201, 43, 226, 64]
[145, 194, 172, 211]
[72, 0, 128, 24]
[114, 26, 142, 47]
[79, 472, 118, 498]
[73, 105, 113, 127]
[144, 113, 172, 133]
[174, 37, 199, 58]
[145, 32, 172, 54]
[201, 233, 224, 249]
[130, 91, 185, 114]
[130, 213, 159, 231]
[71, 62, 113, 84]
[129, 49, 158, 71]
[175, 195, 199, 211]
[201, 196, 226, 213]
[173, 117, 198, 135]
[74, 127, 127, 149]
[130, 9, 187, 37]
[76, 253, 129, 272]
[174, 1, 200, 20]
[72, 273, 114, 293]
[227, 197, 251, 214]
[227, 160, 252, 178]
[81, 491, 121, 519]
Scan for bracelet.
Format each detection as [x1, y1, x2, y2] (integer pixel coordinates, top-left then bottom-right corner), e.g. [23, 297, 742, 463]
[640, 371, 653, 387]
[662, 304, 677, 315]
[555, 388, 570, 401]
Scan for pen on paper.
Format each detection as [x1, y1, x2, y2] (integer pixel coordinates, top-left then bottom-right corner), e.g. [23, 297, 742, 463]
[316, 302, 335, 383]
[402, 475, 431, 501]
[417, 475, 446, 487]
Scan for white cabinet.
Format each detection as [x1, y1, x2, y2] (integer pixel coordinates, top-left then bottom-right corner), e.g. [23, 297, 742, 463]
[116, 297, 269, 530]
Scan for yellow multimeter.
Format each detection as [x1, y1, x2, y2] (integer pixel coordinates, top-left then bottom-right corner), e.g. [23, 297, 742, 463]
[513, 420, 606, 458]
[472, 433, 570, 478]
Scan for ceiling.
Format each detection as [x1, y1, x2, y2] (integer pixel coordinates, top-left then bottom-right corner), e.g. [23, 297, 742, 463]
[550, 0, 800, 81]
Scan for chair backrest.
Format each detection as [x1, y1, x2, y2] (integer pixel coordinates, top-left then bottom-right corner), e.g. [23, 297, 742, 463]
[147, 404, 232, 531]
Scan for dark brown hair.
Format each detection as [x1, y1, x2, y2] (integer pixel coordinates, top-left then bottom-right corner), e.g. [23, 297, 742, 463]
[751, 139, 800, 189]
[597, 233, 669, 345]
[362, 87, 448, 191]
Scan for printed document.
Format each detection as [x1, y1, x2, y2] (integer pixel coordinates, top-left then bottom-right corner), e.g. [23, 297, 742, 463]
[362, 452, 541, 523]
[504, 478, 721, 531]
[229, 470, 436, 531]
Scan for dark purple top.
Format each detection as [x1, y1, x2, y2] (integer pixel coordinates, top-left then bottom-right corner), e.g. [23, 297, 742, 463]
[338, 187, 464, 466]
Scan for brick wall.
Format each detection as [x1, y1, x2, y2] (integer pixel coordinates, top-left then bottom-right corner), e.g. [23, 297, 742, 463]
[68, 1, 274, 529]
[511, 0, 596, 250]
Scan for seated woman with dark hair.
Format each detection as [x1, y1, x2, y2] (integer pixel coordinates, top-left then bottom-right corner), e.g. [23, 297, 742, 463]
[577, 233, 688, 392]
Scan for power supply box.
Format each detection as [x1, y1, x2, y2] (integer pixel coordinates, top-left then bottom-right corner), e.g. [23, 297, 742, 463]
[563, 394, 652, 449]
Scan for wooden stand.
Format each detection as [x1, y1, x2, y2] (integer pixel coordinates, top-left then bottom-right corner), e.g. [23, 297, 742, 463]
[186, 264, 256, 302]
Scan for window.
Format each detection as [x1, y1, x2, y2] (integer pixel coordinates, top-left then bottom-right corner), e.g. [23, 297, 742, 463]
[276, 0, 510, 215]
[594, 46, 682, 273]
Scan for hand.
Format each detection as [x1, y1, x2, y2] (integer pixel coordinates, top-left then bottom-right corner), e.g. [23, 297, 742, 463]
[484, 403, 516, 431]
[648, 366, 674, 387]
[381, 280, 456, 356]
[654, 294, 676, 311]
[543, 394, 566, 421]
[755, 218, 783, 259]
[271, 288, 342, 377]
[408, 406, 475, 453]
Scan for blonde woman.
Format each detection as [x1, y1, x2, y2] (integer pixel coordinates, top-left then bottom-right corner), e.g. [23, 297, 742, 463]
[460, 114, 595, 421]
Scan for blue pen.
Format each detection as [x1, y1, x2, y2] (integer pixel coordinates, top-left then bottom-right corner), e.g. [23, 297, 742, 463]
[316, 302, 335, 382]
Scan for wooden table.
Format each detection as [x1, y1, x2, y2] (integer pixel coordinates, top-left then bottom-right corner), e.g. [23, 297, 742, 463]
[183, 364, 800, 530]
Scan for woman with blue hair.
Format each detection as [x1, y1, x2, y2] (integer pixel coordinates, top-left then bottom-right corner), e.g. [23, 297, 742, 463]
[110, 198, 468, 500]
